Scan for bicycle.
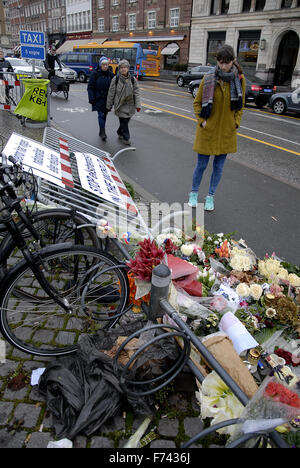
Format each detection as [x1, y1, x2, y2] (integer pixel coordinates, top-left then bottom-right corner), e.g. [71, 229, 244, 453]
[0, 155, 101, 276]
[0, 157, 130, 357]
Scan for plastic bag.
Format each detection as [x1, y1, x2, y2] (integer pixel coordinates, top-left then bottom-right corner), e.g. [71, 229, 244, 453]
[38, 320, 152, 441]
[229, 375, 300, 446]
[14, 79, 49, 121]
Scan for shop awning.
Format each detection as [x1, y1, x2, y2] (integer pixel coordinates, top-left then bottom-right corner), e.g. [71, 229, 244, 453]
[161, 43, 180, 56]
[57, 38, 107, 54]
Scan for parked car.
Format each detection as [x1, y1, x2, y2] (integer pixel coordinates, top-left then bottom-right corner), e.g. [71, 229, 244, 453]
[5, 57, 42, 78]
[27, 59, 77, 82]
[188, 75, 276, 108]
[58, 52, 102, 82]
[269, 88, 300, 115]
[177, 66, 214, 87]
[245, 77, 276, 108]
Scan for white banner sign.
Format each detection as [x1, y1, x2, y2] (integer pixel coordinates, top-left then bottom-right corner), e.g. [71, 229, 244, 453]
[3, 133, 65, 187]
[75, 152, 125, 207]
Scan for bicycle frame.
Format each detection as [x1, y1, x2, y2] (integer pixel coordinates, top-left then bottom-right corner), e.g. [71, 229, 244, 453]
[0, 162, 73, 312]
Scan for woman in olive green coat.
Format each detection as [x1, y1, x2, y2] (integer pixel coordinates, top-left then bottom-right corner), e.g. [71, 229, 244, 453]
[188, 45, 246, 211]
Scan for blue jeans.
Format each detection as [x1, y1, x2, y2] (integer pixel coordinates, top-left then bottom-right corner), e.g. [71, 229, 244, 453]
[97, 110, 107, 130]
[191, 154, 227, 195]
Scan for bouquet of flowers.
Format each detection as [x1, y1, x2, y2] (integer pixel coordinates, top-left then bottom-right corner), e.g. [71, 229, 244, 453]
[229, 375, 300, 445]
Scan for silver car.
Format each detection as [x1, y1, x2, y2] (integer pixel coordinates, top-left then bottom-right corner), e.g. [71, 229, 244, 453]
[5, 57, 43, 78]
[269, 87, 300, 115]
[27, 59, 77, 82]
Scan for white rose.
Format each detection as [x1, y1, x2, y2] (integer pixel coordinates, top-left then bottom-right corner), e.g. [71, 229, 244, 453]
[249, 283, 263, 300]
[288, 273, 300, 287]
[236, 283, 250, 297]
[277, 268, 289, 281]
[265, 258, 281, 276]
[180, 244, 194, 256]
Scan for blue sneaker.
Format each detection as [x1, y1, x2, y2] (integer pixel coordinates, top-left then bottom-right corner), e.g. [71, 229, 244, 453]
[188, 192, 198, 207]
[204, 195, 214, 211]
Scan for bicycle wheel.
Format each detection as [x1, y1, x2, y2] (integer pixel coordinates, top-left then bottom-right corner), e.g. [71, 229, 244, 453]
[1, 208, 101, 273]
[0, 245, 129, 357]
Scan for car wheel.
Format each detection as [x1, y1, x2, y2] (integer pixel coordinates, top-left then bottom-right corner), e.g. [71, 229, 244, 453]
[272, 98, 286, 115]
[192, 86, 199, 99]
[78, 72, 86, 83]
[254, 96, 267, 109]
[177, 76, 184, 87]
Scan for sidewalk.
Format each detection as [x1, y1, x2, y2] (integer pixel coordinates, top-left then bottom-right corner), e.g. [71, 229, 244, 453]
[0, 110, 213, 449]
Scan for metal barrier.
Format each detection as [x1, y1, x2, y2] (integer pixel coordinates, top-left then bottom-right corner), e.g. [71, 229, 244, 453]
[41, 126, 151, 237]
[0, 72, 24, 111]
[113, 263, 289, 449]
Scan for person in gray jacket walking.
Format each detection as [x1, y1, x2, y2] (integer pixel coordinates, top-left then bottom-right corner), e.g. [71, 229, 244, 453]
[106, 59, 141, 145]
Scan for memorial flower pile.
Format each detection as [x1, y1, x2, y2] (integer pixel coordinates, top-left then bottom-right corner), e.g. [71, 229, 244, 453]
[125, 230, 300, 442]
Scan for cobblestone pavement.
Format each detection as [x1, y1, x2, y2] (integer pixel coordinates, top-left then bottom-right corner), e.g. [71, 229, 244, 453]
[0, 111, 226, 449]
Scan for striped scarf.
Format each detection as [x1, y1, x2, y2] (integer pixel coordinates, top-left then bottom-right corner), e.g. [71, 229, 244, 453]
[200, 66, 243, 120]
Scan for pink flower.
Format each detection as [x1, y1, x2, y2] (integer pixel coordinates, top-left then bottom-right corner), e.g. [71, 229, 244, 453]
[209, 296, 228, 312]
[269, 283, 284, 297]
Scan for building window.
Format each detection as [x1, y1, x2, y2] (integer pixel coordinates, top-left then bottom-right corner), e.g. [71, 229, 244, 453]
[242, 0, 251, 11]
[210, 0, 218, 15]
[255, 0, 266, 10]
[207, 31, 226, 65]
[112, 0, 119, 6]
[128, 13, 136, 30]
[112, 15, 119, 31]
[98, 17, 104, 32]
[98, 0, 104, 8]
[221, 0, 230, 14]
[281, 0, 293, 6]
[170, 8, 180, 27]
[148, 11, 156, 29]
[237, 30, 261, 79]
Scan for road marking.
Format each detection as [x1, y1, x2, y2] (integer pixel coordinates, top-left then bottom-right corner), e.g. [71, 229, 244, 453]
[56, 107, 88, 113]
[139, 86, 187, 98]
[141, 103, 300, 156]
[142, 103, 197, 121]
[246, 108, 300, 125]
[142, 98, 193, 113]
[240, 125, 300, 147]
[236, 132, 300, 156]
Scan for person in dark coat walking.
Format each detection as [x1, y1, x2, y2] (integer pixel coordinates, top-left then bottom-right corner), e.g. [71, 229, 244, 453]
[87, 56, 114, 141]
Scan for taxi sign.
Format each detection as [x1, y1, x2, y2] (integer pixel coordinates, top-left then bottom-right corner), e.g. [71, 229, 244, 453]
[20, 30, 45, 61]
[20, 30, 45, 46]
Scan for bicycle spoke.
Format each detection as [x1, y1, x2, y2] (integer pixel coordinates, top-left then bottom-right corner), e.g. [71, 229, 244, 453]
[0, 247, 129, 356]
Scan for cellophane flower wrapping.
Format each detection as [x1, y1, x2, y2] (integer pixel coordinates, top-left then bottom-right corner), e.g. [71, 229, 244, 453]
[229, 375, 300, 444]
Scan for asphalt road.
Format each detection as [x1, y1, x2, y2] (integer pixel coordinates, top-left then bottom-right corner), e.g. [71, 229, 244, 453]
[49, 79, 300, 264]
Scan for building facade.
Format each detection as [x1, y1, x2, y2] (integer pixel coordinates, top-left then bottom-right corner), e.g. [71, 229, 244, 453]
[90, 0, 193, 69]
[3, 0, 66, 52]
[190, 0, 300, 86]
[66, 0, 92, 40]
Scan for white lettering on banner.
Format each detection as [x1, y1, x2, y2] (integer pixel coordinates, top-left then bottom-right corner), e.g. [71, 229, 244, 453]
[75, 152, 125, 208]
[2, 133, 65, 187]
